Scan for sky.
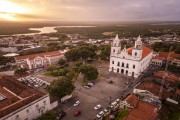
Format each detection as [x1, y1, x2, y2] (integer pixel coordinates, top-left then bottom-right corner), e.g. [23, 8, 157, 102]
[0, 0, 180, 21]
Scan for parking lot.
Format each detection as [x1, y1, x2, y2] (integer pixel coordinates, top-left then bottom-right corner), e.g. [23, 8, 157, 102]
[61, 61, 132, 120]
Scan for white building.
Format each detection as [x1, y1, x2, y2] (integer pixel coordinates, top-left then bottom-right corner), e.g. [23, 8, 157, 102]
[0, 75, 57, 120]
[109, 35, 153, 78]
[15, 51, 65, 70]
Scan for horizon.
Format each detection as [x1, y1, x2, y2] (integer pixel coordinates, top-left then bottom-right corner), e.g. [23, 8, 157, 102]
[0, 0, 180, 22]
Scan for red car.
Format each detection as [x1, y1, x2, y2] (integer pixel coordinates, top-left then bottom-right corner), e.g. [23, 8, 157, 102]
[74, 110, 81, 116]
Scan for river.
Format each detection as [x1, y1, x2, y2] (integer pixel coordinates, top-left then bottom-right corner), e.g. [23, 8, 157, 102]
[15, 26, 96, 36]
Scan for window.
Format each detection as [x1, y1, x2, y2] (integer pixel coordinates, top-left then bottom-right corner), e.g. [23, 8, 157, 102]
[112, 61, 114, 64]
[113, 49, 115, 52]
[126, 64, 129, 68]
[26, 109, 29, 113]
[117, 62, 120, 66]
[122, 62, 124, 67]
[15, 115, 20, 120]
[135, 52, 137, 56]
[36, 105, 39, 111]
[133, 65, 135, 69]
[117, 68, 119, 73]
[43, 100, 46, 105]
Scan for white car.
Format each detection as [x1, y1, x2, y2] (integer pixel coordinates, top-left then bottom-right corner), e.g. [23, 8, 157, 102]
[94, 104, 102, 110]
[104, 108, 109, 113]
[110, 101, 117, 108]
[73, 101, 80, 107]
[96, 111, 104, 119]
[116, 99, 120, 102]
[87, 83, 94, 87]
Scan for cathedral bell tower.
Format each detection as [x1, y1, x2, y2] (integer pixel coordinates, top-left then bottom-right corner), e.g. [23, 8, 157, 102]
[111, 34, 121, 56]
[132, 35, 143, 59]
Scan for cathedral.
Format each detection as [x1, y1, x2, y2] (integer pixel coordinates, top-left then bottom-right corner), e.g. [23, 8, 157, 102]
[109, 35, 153, 78]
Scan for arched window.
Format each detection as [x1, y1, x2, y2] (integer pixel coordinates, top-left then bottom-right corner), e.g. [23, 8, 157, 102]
[117, 68, 119, 73]
[133, 65, 135, 69]
[113, 49, 115, 52]
[117, 62, 120, 66]
[135, 52, 137, 56]
[112, 61, 114, 64]
[122, 62, 124, 67]
[126, 64, 129, 68]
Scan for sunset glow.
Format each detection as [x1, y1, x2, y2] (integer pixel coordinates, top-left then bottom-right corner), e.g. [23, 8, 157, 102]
[0, 0, 179, 21]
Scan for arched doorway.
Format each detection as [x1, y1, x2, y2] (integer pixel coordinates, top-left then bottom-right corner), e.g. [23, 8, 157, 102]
[126, 70, 128, 75]
[121, 69, 124, 74]
[117, 68, 119, 73]
[132, 72, 134, 77]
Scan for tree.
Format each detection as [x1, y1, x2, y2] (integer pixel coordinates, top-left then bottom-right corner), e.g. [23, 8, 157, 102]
[36, 111, 56, 120]
[79, 64, 99, 80]
[58, 59, 66, 66]
[174, 45, 180, 54]
[14, 68, 27, 75]
[47, 77, 75, 110]
[98, 45, 111, 60]
[47, 65, 58, 73]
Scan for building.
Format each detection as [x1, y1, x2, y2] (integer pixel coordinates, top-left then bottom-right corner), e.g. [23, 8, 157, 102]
[120, 94, 159, 120]
[0, 75, 54, 120]
[15, 51, 64, 70]
[152, 52, 180, 67]
[109, 35, 153, 78]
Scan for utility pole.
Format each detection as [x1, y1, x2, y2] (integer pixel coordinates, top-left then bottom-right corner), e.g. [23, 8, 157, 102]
[159, 46, 173, 99]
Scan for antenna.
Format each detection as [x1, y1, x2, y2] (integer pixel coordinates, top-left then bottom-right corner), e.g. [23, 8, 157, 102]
[159, 46, 173, 99]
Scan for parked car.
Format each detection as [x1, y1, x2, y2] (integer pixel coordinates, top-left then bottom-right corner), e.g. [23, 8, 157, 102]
[110, 101, 117, 108]
[96, 111, 104, 119]
[108, 80, 113, 84]
[74, 110, 81, 116]
[57, 110, 66, 120]
[84, 85, 90, 89]
[94, 104, 102, 110]
[104, 108, 109, 113]
[88, 82, 94, 87]
[116, 99, 120, 102]
[73, 101, 80, 107]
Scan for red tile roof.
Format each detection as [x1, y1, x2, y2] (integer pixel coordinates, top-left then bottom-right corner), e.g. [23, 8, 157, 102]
[15, 51, 63, 61]
[127, 45, 153, 59]
[176, 89, 180, 95]
[0, 76, 45, 118]
[154, 71, 180, 82]
[159, 52, 180, 59]
[152, 56, 166, 60]
[136, 81, 173, 99]
[125, 101, 159, 120]
[124, 94, 139, 107]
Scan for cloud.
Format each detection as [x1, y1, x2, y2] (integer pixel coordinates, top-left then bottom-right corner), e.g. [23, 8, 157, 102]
[4, 0, 180, 21]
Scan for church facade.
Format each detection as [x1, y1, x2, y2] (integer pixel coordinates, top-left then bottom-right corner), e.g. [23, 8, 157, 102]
[109, 35, 153, 78]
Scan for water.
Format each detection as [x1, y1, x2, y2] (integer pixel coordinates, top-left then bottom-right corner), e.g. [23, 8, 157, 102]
[15, 26, 96, 36]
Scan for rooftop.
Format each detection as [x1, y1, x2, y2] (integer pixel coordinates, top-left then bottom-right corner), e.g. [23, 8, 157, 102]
[136, 81, 173, 99]
[15, 51, 63, 61]
[154, 71, 180, 82]
[127, 45, 153, 59]
[124, 94, 139, 107]
[125, 100, 159, 120]
[0, 76, 45, 118]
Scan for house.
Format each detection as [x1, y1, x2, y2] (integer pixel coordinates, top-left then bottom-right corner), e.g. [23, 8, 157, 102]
[15, 51, 64, 70]
[134, 81, 174, 99]
[0, 75, 55, 120]
[120, 94, 159, 120]
[109, 35, 153, 78]
[152, 52, 180, 67]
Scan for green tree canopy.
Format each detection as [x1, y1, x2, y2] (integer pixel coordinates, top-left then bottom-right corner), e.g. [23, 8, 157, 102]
[79, 64, 99, 80]
[58, 59, 66, 66]
[47, 77, 75, 99]
[47, 65, 58, 72]
[65, 45, 97, 61]
[14, 68, 27, 75]
[36, 111, 56, 120]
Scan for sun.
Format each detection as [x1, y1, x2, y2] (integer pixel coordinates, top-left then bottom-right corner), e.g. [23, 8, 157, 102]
[0, 0, 29, 21]
[0, 13, 17, 21]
